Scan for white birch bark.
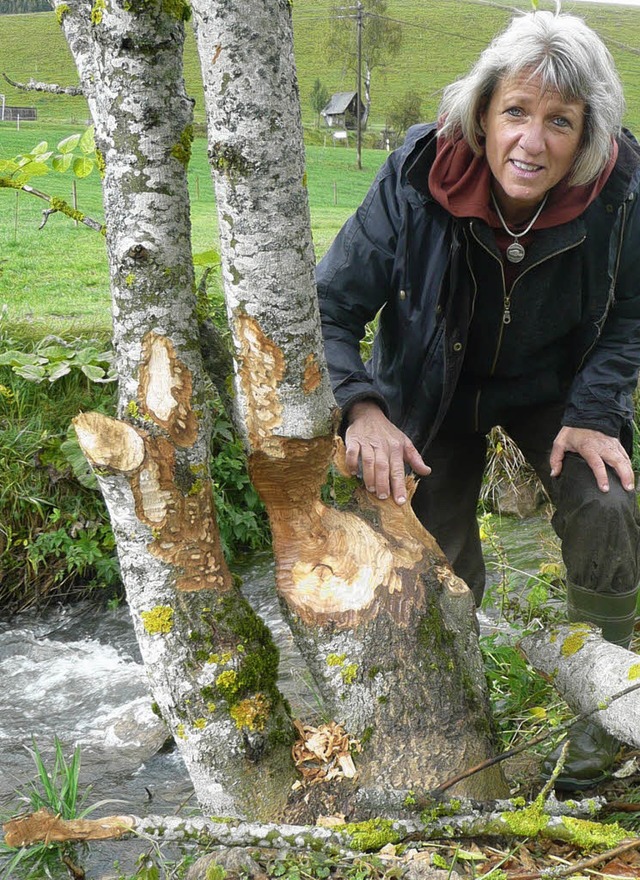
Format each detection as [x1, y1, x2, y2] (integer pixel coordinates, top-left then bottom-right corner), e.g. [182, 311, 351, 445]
[191, 0, 506, 808]
[53, 0, 295, 819]
[520, 624, 640, 748]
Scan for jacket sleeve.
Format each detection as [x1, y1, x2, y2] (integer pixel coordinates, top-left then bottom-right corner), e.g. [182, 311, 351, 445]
[316, 152, 406, 420]
[563, 192, 640, 437]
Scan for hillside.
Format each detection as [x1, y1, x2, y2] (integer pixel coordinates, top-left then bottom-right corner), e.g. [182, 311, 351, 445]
[0, 1, 640, 132]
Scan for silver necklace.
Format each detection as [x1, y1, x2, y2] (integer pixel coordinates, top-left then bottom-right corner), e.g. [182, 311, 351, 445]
[490, 191, 549, 263]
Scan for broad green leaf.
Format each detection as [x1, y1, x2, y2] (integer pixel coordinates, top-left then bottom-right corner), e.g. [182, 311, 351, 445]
[57, 133, 81, 154]
[15, 364, 47, 382]
[30, 141, 49, 156]
[74, 347, 101, 365]
[47, 363, 72, 382]
[52, 154, 74, 173]
[81, 364, 106, 381]
[0, 350, 46, 366]
[72, 156, 94, 178]
[16, 161, 50, 182]
[79, 126, 96, 155]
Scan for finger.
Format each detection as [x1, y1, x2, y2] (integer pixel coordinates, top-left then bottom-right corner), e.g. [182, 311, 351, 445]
[607, 453, 635, 492]
[344, 434, 362, 476]
[549, 442, 566, 478]
[372, 451, 391, 500]
[583, 452, 609, 492]
[359, 446, 378, 494]
[403, 442, 431, 477]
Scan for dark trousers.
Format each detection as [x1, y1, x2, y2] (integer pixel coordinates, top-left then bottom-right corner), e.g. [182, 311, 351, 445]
[412, 404, 640, 605]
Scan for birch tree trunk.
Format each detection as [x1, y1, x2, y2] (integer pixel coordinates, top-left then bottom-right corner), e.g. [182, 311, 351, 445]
[53, 0, 295, 819]
[191, 0, 507, 812]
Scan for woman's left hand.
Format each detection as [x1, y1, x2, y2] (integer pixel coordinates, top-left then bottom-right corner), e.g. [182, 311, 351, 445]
[550, 426, 635, 493]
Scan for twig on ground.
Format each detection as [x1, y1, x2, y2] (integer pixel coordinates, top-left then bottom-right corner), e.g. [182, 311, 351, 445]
[506, 836, 640, 879]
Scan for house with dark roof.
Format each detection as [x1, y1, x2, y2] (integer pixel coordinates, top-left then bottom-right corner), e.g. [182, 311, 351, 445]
[320, 91, 367, 130]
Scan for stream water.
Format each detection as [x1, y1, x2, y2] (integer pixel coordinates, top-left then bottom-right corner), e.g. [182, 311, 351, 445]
[0, 515, 557, 878]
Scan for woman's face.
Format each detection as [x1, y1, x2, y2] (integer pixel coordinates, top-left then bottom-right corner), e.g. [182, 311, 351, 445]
[480, 72, 585, 223]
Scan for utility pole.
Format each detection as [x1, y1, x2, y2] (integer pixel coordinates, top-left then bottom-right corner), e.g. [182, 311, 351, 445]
[356, 0, 363, 170]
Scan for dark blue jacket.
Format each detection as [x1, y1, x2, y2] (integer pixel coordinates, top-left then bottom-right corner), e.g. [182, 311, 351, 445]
[317, 124, 640, 453]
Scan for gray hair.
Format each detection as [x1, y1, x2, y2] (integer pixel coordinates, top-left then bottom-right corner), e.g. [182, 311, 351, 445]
[438, 11, 624, 186]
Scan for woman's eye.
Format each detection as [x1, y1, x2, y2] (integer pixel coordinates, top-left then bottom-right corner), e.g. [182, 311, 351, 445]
[505, 107, 523, 118]
[553, 116, 571, 128]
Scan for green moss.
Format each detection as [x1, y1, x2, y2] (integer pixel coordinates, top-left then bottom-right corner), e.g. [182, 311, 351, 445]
[403, 791, 416, 807]
[176, 723, 186, 739]
[360, 726, 373, 747]
[126, 400, 140, 418]
[90, 0, 106, 25]
[95, 148, 106, 178]
[561, 625, 591, 657]
[205, 865, 227, 880]
[151, 701, 162, 718]
[500, 798, 548, 837]
[628, 662, 640, 680]
[194, 718, 207, 730]
[215, 669, 239, 697]
[171, 124, 194, 167]
[420, 798, 463, 825]
[341, 663, 358, 685]
[125, 273, 135, 287]
[188, 479, 204, 496]
[141, 605, 174, 635]
[209, 142, 251, 177]
[562, 817, 628, 850]
[122, 0, 191, 20]
[55, 3, 70, 24]
[343, 819, 401, 853]
[327, 653, 346, 667]
[50, 196, 85, 224]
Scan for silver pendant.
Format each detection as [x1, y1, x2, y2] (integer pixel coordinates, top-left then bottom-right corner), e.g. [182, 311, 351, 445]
[506, 241, 525, 263]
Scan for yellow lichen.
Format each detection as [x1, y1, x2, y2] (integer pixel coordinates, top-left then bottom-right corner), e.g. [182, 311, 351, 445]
[628, 663, 640, 680]
[194, 718, 207, 729]
[341, 663, 358, 685]
[141, 605, 174, 635]
[327, 653, 346, 666]
[561, 625, 591, 657]
[229, 693, 271, 731]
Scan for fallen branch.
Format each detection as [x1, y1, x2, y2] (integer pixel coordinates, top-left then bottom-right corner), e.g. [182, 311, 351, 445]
[2, 72, 84, 96]
[3, 798, 633, 854]
[520, 624, 640, 748]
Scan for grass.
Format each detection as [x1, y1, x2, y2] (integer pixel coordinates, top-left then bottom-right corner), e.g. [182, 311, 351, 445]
[1, 2, 640, 132]
[0, 123, 386, 333]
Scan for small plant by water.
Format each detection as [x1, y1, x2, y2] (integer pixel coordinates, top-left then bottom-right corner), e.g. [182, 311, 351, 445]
[0, 736, 109, 878]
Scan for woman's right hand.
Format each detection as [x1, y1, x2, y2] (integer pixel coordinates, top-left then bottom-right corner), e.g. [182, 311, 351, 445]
[345, 400, 431, 505]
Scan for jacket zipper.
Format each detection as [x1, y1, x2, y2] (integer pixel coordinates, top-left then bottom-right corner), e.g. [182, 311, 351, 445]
[575, 198, 629, 373]
[469, 222, 587, 430]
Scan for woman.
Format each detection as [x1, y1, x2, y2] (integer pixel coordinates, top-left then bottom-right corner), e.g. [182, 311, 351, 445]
[317, 11, 640, 789]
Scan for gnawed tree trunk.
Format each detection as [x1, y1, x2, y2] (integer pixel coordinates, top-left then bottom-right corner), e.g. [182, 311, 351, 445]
[54, 0, 295, 818]
[191, 0, 506, 809]
[520, 624, 640, 748]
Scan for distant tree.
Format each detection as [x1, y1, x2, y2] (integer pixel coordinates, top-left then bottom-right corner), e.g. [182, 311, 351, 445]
[327, 0, 402, 119]
[386, 89, 422, 139]
[310, 78, 330, 128]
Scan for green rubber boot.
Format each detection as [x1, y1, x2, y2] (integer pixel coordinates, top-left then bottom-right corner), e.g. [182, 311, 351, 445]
[541, 583, 638, 791]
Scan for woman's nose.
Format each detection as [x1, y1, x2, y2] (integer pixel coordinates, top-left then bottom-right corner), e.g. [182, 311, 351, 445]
[519, 121, 545, 155]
